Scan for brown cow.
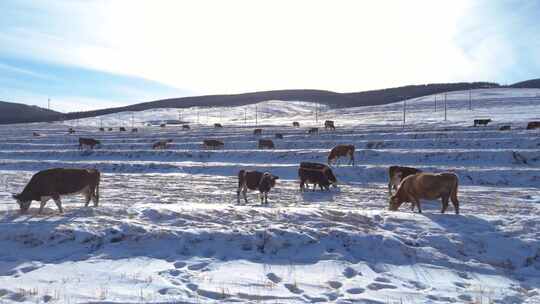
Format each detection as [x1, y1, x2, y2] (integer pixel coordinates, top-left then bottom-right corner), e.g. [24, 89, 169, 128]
[237, 170, 279, 204]
[299, 162, 337, 191]
[203, 139, 224, 149]
[132, 128, 138, 132]
[108, 127, 113, 131]
[275, 133, 284, 139]
[253, 128, 262, 135]
[152, 140, 170, 150]
[32, 132, 40, 137]
[328, 144, 355, 166]
[324, 120, 335, 130]
[68, 128, 75, 134]
[119, 127, 127, 132]
[474, 119, 491, 127]
[308, 127, 318, 135]
[214, 123, 223, 128]
[79, 137, 101, 150]
[388, 166, 422, 196]
[527, 121, 540, 130]
[182, 124, 190, 130]
[498, 125, 511, 131]
[12, 168, 100, 214]
[99, 127, 105, 132]
[293, 121, 300, 127]
[389, 172, 459, 214]
[258, 139, 275, 149]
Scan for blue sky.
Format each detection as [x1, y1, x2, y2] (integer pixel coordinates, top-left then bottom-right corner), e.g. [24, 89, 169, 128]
[1, 0, 539, 112]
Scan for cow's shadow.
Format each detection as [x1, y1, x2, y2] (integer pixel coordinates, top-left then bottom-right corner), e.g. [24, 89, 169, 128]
[299, 187, 338, 203]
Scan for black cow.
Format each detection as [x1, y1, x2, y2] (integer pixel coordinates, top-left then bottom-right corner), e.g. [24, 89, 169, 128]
[298, 162, 337, 191]
[474, 119, 491, 127]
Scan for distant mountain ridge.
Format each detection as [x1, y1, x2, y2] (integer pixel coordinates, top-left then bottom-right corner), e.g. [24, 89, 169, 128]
[1, 79, 539, 124]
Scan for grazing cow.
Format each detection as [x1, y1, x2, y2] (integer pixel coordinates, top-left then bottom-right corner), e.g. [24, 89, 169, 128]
[119, 127, 127, 132]
[99, 127, 105, 132]
[108, 127, 113, 131]
[298, 162, 337, 191]
[389, 172, 459, 214]
[499, 125, 511, 131]
[214, 123, 223, 128]
[258, 139, 275, 149]
[275, 133, 284, 139]
[253, 128, 262, 135]
[526, 121, 540, 130]
[12, 168, 100, 214]
[387, 166, 422, 196]
[328, 144, 355, 166]
[68, 128, 75, 134]
[32, 132, 40, 137]
[203, 139, 224, 149]
[160, 123, 166, 128]
[308, 127, 319, 135]
[474, 119, 491, 127]
[79, 137, 101, 150]
[132, 128, 138, 133]
[182, 124, 190, 130]
[324, 120, 335, 130]
[293, 121, 300, 127]
[237, 170, 279, 204]
[152, 140, 171, 149]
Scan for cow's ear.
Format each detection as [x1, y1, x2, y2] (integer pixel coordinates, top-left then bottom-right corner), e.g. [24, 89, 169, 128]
[273, 176, 279, 180]
[12, 193, 20, 200]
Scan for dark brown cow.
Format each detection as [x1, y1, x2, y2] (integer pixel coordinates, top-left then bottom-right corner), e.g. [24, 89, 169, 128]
[324, 120, 335, 130]
[474, 119, 491, 127]
[388, 166, 422, 195]
[328, 144, 355, 166]
[132, 128, 138, 132]
[99, 127, 105, 132]
[527, 121, 540, 130]
[253, 128, 262, 135]
[68, 128, 75, 134]
[160, 124, 166, 128]
[108, 127, 113, 131]
[498, 125, 511, 131]
[389, 172, 459, 214]
[275, 133, 284, 139]
[79, 137, 101, 150]
[12, 168, 100, 214]
[32, 132, 40, 137]
[237, 170, 279, 204]
[214, 123, 223, 128]
[203, 139, 224, 149]
[298, 162, 337, 191]
[119, 127, 127, 131]
[293, 121, 300, 127]
[258, 139, 275, 149]
[152, 140, 170, 150]
[308, 127, 318, 135]
[182, 124, 190, 130]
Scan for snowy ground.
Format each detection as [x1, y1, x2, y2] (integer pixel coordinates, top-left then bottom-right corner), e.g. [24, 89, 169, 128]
[0, 88, 539, 303]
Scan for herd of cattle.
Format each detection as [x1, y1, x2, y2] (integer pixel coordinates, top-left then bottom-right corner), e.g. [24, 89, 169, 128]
[13, 118, 540, 215]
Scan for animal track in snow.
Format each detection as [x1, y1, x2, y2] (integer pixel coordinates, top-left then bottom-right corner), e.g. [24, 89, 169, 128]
[266, 272, 281, 284]
[343, 267, 358, 279]
[367, 282, 397, 290]
[188, 262, 209, 271]
[327, 281, 343, 289]
[284, 283, 304, 294]
[173, 261, 187, 269]
[346, 287, 365, 294]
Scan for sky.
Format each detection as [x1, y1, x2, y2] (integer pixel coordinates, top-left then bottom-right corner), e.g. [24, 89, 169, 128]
[1, 0, 539, 112]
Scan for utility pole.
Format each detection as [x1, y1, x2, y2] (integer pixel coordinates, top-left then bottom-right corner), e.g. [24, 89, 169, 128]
[197, 109, 200, 124]
[255, 106, 258, 126]
[403, 99, 406, 128]
[315, 103, 319, 123]
[131, 112, 134, 129]
[469, 89, 472, 110]
[48, 98, 50, 110]
[434, 95, 437, 112]
[444, 93, 447, 121]
[244, 108, 247, 125]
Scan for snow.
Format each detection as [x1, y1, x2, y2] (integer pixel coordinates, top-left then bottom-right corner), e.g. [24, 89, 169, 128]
[0, 88, 540, 303]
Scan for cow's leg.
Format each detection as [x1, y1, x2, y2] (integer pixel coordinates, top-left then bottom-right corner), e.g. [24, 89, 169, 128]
[84, 189, 91, 207]
[242, 185, 249, 204]
[52, 194, 64, 213]
[441, 196, 449, 214]
[412, 197, 421, 213]
[39, 196, 50, 214]
[451, 196, 459, 215]
[388, 182, 393, 196]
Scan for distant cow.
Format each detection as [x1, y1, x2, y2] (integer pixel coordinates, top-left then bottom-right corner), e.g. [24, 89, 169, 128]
[389, 172, 459, 214]
[152, 139, 172, 150]
[237, 170, 279, 205]
[253, 128, 262, 135]
[499, 125, 511, 131]
[79, 137, 101, 150]
[324, 120, 335, 130]
[160, 124, 166, 128]
[182, 124, 190, 130]
[474, 119, 491, 127]
[298, 162, 337, 191]
[12, 168, 100, 214]
[388, 166, 422, 196]
[258, 139, 275, 149]
[328, 144, 355, 166]
[131, 128, 138, 133]
[275, 133, 284, 139]
[203, 139, 224, 149]
[214, 123, 223, 128]
[526, 121, 540, 130]
[119, 127, 127, 131]
[32, 132, 40, 137]
[108, 128, 113, 131]
[68, 128, 75, 134]
[99, 127, 105, 132]
[293, 121, 300, 127]
[308, 127, 318, 135]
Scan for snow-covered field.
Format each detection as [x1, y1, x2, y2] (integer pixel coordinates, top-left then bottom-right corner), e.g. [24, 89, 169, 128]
[0, 88, 540, 303]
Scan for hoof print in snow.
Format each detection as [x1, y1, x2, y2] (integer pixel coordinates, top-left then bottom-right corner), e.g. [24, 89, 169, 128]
[367, 282, 397, 290]
[186, 283, 198, 291]
[408, 280, 428, 290]
[266, 272, 281, 284]
[453, 281, 470, 288]
[343, 267, 358, 278]
[303, 294, 327, 302]
[327, 280, 343, 289]
[374, 276, 391, 283]
[173, 261, 187, 269]
[458, 294, 473, 302]
[457, 271, 471, 280]
[42, 295, 53, 302]
[284, 283, 304, 294]
[188, 262, 209, 271]
[346, 287, 365, 294]
[197, 288, 229, 300]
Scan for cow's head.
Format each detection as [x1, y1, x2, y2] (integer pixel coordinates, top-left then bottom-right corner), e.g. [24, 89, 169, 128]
[12, 193, 31, 213]
[324, 168, 338, 187]
[260, 173, 279, 190]
[388, 194, 402, 211]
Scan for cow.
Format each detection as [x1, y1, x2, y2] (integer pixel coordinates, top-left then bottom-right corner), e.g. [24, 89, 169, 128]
[474, 119, 491, 127]
[292, 121, 300, 127]
[328, 144, 355, 166]
[324, 120, 335, 130]
[203, 139, 224, 149]
[131, 128, 138, 133]
[12, 168, 100, 214]
[32, 132, 40, 137]
[182, 124, 190, 130]
[275, 133, 284, 139]
[119, 127, 127, 132]
[108, 128, 113, 131]
[160, 123, 166, 128]
[253, 128, 262, 135]
[214, 123, 223, 128]
[68, 128, 75, 134]
[152, 140, 171, 150]
[258, 139, 275, 149]
[237, 170, 279, 205]
[526, 121, 540, 130]
[308, 127, 319, 135]
[499, 125, 511, 131]
[79, 137, 101, 150]
[99, 127, 105, 132]
[389, 172, 459, 214]
[387, 166, 422, 196]
[298, 162, 337, 191]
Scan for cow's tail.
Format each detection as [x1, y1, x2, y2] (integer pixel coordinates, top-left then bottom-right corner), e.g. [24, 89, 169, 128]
[450, 173, 459, 212]
[93, 170, 100, 205]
